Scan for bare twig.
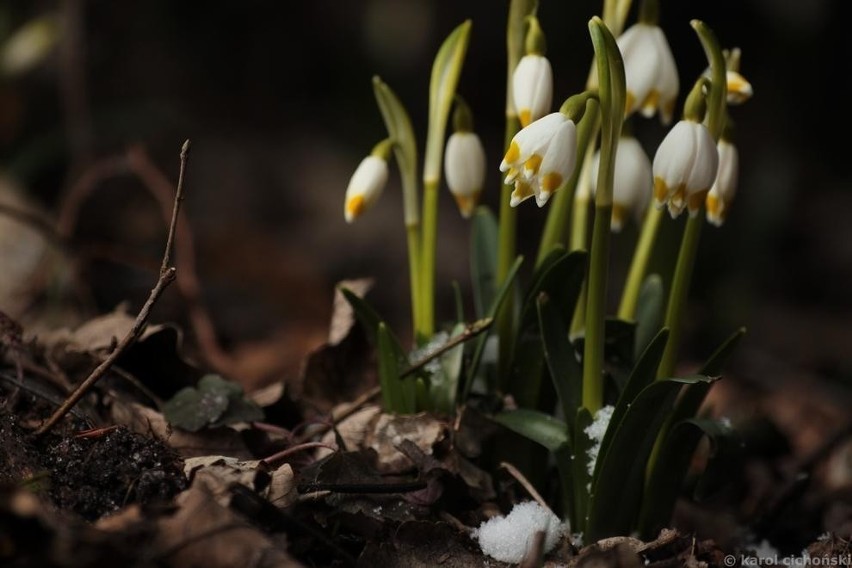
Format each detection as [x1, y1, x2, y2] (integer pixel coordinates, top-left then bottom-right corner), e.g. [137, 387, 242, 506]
[126, 144, 237, 376]
[400, 318, 492, 378]
[499, 461, 553, 514]
[34, 141, 191, 436]
[262, 441, 338, 467]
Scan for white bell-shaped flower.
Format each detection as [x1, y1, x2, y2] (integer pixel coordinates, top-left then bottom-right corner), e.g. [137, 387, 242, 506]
[616, 22, 679, 124]
[344, 155, 389, 223]
[590, 136, 653, 232]
[706, 139, 739, 226]
[445, 131, 486, 218]
[513, 54, 553, 128]
[500, 112, 576, 208]
[652, 119, 718, 218]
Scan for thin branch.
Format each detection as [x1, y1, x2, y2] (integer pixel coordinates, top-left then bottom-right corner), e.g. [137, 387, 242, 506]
[499, 461, 553, 514]
[34, 267, 175, 436]
[125, 144, 237, 376]
[34, 140, 192, 436]
[161, 140, 190, 275]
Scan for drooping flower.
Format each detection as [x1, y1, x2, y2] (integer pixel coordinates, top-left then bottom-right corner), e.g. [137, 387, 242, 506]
[616, 22, 679, 124]
[589, 135, 653, 232]
[652, 119, 718, 218]
[500, 112, 577, 208]
[706, 138, 739, 226]
[704, 48, 753, 105]
[512, 16, 553, 128]
[344, 149, 390, 223]
[445, 131, 486, 218]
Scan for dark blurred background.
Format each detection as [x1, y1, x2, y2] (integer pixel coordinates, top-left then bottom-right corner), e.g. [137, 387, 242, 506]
[1, 0, 850, 394]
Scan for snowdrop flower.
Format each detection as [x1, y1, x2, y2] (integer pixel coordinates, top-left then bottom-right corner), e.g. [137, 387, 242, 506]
[704, 48, 753, 105]
[616, 22, 679, 124]
[513, 16, 553, 128]
[344, 140, 392, 223]
[652, 119, 718, 218]
[500, 112, 577, 208]
[590, 135, 653, 232]
[444, 99, 486, 218]
[706, 138, 739, 226]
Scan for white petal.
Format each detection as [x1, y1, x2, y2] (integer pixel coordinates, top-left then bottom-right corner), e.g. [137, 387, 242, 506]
[650, 26, 679, 124]
[617, 24, 658, 115]
[652, 120, 697, 200]
[513, 55, 554, 127]
[445, 132, 486, 198]
[612, 136, 653, 213]
[684, 123, 719, 194]
[537, 120, 577, 194]
[499, 112, 565, 172]
[711, 139, 739, 203]
[344, 156, 388, 222]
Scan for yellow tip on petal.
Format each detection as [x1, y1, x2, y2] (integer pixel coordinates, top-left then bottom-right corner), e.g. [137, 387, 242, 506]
[653, 177, 669, 203]
[540, 172, 563, 192]
[519, 109, 532, 128]
[503, 141, 521, 165]
[611, 204, 627, 232]
[510, 181, 534, 207]
[523, 154, 543, 177]
[345, 195, 365, 223]
[454, 192, 481, 218]
[639, 90, 661, 117]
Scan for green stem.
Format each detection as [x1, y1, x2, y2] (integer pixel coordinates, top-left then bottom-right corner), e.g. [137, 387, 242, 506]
[656, 21, 726, 377]
[617, 206, 663, 320]
[406, 223, 423, 339]
[496, 116, 520, 387]
[582, 204, 612, 412]
[582, 17, 625, 413]
[420, 179, 439, 339]
[657, 215, 702, 377]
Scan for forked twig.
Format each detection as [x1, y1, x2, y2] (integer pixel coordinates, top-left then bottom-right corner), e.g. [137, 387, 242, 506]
[34, 141, 191, 436]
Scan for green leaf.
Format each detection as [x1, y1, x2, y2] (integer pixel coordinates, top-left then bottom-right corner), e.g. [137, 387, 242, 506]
[372, 76, 419, 224]
[424, 20, 472, 182]
[700, 327, 747, 376]
[491, 408, 569, 453]
[537, 293, 582, 431]
[378, 323, 409, 413]
[510, 249, 586, 408]
[585, 375, 716, 540]
[594, 328, 669, 473]
[163, 374, 263, 432]
[470, 206, 499, 318]
[633, 274, 664, 361]
[638, 417, 742, 538]
[462, 255, 524, 401]
[636, 419, 705, 538]
[339, 286, 384, 344]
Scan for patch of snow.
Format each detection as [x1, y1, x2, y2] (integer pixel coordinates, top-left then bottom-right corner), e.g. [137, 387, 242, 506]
[584, 405, 615, 476]
[472, 501, 568, 564]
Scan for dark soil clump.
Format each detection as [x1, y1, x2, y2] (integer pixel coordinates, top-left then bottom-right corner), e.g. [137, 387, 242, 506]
[0, 399, 186, 522]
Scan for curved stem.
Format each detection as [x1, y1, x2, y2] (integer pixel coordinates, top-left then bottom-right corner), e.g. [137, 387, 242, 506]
[617, 206, 663, 320]
[657, 215, 702, 378]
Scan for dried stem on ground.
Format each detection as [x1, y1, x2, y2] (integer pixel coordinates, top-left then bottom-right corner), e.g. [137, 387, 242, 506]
[34, 141, 191, 436]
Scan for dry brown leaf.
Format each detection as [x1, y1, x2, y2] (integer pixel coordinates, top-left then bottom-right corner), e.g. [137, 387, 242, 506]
[153, 479, 302, 568]
[365, 412, 448, 474]
[184, 456, 297, 508]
